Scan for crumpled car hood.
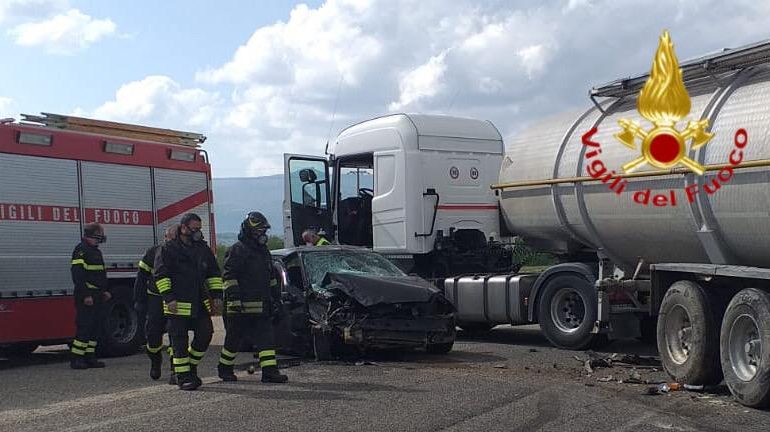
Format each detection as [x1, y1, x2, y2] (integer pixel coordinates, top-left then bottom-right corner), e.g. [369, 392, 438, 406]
[320, 272, 442, 307]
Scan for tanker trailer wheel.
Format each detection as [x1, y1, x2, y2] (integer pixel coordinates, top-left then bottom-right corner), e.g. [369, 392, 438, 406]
[537, 274, 597, 350]
[720, 288, 770, 408]
[657, 280, 722, 385]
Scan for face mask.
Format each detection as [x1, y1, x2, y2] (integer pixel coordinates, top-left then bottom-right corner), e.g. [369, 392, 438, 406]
[257, 234, 268, 245]
[186, 226, 203, 242]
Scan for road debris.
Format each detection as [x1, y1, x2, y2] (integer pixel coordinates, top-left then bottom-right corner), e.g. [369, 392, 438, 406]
[493, 364, 508, 369]
[598, 375, 614, 382]
[625, 370, 644, 384]
[645, 382, 682, 395]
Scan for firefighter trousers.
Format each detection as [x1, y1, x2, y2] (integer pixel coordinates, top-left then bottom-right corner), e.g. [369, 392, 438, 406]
[71, 297, 104, 357]
[167, 314, 213, 375]
[144, 295, 167, 354]
[218, 315, 278, 369]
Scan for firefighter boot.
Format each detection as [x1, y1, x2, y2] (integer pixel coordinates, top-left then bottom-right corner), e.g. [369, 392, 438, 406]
[261, 366, 288, 383]
[190, 364, 203, 387]
[217, 364, 238, 382]
[85, 353, 106, 368]
[177, 372, 200, 391]
[147, 351, 162, 380]
[70, 356, 89, 370]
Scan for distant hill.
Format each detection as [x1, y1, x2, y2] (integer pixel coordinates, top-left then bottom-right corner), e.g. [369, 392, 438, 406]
[213, 172, 372, 243]
[213, 175, 284, 239]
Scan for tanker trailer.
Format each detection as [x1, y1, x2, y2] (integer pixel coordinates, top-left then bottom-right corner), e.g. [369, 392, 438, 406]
[445, 37, 770, 408]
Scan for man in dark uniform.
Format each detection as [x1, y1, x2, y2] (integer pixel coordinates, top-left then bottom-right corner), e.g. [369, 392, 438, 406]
[217, 212, 288, 383]
[133, 225, 177, 382]
[70, 223, 111, 370]
[154, 213, 223, 391]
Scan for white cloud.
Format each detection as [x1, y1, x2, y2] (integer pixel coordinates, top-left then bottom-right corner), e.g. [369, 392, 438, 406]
[389, 52, 448, 111]
[76, 75, 222, 130]
[78, 0, 770, 177]
[8, 8, 116, 54]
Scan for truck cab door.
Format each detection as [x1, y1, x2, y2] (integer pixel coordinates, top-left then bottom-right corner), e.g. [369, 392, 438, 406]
[283, 154, 333, 247]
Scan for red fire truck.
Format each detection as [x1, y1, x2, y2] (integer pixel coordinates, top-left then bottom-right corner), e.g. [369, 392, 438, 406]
[0, 113, 215, 357]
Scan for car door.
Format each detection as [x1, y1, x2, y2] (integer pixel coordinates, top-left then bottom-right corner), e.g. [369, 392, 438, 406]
[272, 256, 311, 355]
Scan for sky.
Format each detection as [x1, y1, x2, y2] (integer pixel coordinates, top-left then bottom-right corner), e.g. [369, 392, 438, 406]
[1, 0, 769, 178]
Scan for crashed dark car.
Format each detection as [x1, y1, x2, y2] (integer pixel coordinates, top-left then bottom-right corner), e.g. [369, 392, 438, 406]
[271, 246, 456, 359]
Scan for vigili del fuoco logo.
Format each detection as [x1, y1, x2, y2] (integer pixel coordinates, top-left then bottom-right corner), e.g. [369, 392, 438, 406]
[581, 31, 748, 207]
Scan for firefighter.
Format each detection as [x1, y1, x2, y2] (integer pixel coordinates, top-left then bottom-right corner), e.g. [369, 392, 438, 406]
[154, 213, 223, 391]
[301, 228, 331, 246]
[217, 212, 288, 384]
[133, 224, 178, 382]
[70, 223, 110, 370]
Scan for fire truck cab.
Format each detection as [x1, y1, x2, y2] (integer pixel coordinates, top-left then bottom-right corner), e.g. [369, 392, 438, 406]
[0, 113, 214, 357]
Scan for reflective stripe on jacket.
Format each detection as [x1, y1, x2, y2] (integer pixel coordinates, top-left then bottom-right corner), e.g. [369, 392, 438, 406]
[71, 241, 108, 299]
[154, 239, 223, 318]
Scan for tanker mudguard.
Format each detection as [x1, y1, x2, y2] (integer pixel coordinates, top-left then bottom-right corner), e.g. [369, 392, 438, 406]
[527, 262, 598, 322]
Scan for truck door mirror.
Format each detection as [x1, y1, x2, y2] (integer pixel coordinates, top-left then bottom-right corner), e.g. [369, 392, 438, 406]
[299, 168, 317, 184]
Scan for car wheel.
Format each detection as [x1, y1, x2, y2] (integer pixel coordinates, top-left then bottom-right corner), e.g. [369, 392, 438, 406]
[312, 327, 334, 361]
[538, 274, 596, 350]
[657, 280, 722, 385]
[426, 342, 453, 354]
[720, 288, 770, 408]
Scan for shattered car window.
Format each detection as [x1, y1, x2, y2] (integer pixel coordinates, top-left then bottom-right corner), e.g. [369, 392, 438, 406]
[302, 250, 405, 289]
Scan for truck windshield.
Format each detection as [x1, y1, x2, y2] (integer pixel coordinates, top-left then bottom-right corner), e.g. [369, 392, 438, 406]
[302, 250, 405, 288]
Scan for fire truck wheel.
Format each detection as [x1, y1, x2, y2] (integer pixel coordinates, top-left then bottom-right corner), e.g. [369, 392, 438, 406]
[100, 295, 142, 357]
[720, 288, 770, 408]
[657, 280, 722, 385]
[538, 273, 596, 350]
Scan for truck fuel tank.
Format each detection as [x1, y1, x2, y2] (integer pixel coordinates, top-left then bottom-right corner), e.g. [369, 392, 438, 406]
[443, 274, 536, 326]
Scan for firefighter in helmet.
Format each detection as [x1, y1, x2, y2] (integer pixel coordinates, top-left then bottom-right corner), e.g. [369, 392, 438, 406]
[154, 213, 223, 391]
[133, 224, 178, 383]
[70, 223, 110, 370]
[217, 211, 288, 384]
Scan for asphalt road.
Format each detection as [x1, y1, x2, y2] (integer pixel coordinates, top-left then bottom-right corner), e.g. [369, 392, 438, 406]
[1, 324, 768, 432]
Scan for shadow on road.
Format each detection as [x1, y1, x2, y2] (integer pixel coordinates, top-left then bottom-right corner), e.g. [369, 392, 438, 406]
[0, 348, 71, 371]
[458, 325, 660, 357]
[200, 378, 425, 401]
[201, 385, 354, 401]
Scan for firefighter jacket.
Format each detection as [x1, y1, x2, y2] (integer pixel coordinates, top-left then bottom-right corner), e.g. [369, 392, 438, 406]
[222, 238, 279, 316]
[71, 241, 108, 301]
[154, 238, 223, 318]
[133, 244, 160, 303]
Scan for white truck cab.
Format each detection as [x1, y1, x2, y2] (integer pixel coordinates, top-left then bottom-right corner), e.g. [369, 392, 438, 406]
[283, 113, 513, 277]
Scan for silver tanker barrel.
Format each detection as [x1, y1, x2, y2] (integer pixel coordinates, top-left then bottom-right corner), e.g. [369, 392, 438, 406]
[497, 66, 770, 272]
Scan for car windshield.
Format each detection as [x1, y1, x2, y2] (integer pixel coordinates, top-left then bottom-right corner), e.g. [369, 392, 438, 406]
[301, 250, 406, 289]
